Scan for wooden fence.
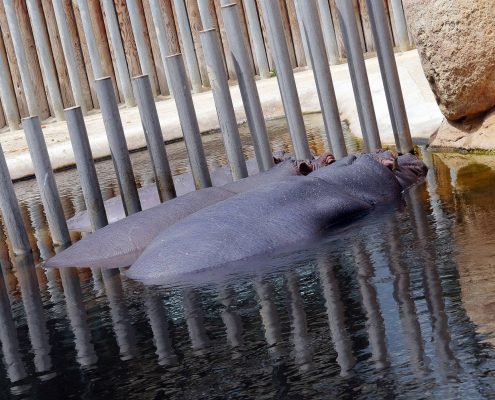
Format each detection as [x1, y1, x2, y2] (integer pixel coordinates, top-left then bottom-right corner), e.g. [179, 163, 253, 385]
[0, 0, 411, 131]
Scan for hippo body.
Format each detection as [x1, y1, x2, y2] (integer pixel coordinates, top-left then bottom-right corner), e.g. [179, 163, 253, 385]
[127, 153, 426, 284]
[46, 159, 306, 269]
[67, 159, 261, 232]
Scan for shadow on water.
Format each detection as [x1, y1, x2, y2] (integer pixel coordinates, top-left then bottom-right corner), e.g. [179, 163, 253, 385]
[0, 116, 494, 398]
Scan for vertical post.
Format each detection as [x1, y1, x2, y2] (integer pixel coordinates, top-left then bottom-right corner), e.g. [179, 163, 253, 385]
[0, 143, 30, 254]
[77, 0, 104, 79]
[301, 0, 347, 159]
[336, 0, 381, 152]
[4, 0, 38, 116]
[53, 0, 88, 114]
[149, 0, 174, 96]
[0, 42, 20, 130]
[23, 116, 71, 247]
[317, 0, 340, 65]
[65, 106, 108, 231]
[243, 0, 270, 78]
[100, 0, 136, 106]
[126, 0, 157, 96]
[165, 54, 211, 189]
[200, 29, 247, 181]
[132, 75, 177, 202]
[293, 0, 311, 68]
[95, 77, 141, 216]
[172, 0, 203, 93]
[26, 0, 65, 121]
[259, 0, 311, 160]
[221, 4, 273, 172]
[367, 0, 414, 154]
[390, 0, 410, 51]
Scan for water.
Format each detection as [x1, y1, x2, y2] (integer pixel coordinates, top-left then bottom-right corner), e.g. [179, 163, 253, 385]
[1, 115, 495, 399]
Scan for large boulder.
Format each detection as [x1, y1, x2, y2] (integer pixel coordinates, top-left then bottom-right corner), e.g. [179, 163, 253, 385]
[403, 0, 495, 121]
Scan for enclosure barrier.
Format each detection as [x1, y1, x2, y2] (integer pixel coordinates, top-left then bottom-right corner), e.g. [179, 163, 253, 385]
[0, 0, 410, 130]
[0, 0, 414, 288]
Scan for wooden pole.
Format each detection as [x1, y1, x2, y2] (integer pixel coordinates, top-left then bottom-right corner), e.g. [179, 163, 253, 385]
[4, 0, 38, 116]
[26, 0, 65, 120]
[101, 0, 135, 106]
[0, 31, 19, 129]
[53, 0, 87, 113]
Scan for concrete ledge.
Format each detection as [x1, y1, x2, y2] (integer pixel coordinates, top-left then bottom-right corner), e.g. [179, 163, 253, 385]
[0, 49, 442, 180]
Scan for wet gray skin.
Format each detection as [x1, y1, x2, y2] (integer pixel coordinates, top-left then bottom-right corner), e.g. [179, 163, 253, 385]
[127, 151, 428, 285]
[46, 156, 326, 269]
[67, 159, 261, 232]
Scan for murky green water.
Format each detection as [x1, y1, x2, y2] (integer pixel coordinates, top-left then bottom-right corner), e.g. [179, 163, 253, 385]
[1, 114, 495, 399]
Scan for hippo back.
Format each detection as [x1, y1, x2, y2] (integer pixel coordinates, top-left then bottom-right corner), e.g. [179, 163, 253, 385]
[46, 187, 235, 269]
[127, 176, 375, 284]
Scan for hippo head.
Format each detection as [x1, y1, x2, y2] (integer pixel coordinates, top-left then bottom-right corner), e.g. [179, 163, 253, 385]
[370, 150, 428, 190]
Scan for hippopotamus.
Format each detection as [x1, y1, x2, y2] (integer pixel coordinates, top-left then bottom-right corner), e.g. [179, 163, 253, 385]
[67, 159, 261, 232]
[126, 151, 427, 285]
[46, 154, 332, 270]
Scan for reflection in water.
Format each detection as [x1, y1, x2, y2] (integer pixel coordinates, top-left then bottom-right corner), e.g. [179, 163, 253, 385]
[183, 288, 209, 355]
[406, 187, 459, 382]
[285, 272, 313, 371]
[219, 287, 243, 350]
[144, 291, 177, 366]
[57, 247, 97, 368]
[102, 269, 137, 360]
[14, 254, 53, 376]
[384, 217, 426, 373]
[0, 260, 26, 383]
[254, 280, 284, 360]
[353, 243, 389, 370]
[318, 256, 356, 377]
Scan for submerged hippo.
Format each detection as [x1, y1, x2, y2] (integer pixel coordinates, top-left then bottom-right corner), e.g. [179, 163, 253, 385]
[46, 154, 332, 269]
[126, 151, 427, 285]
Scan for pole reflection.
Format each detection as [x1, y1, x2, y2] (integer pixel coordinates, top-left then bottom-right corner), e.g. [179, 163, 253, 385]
[406, 185, 459, 382]
[144, 291, 177, 366]
[13, 254, 53, 377]
[383, 217, 427, 373]
[254, 279, 284, 360]
[353, 242, 389, 370]
[0, 263, 26, 383]
[285, 272, 314, 371]
[183, 288, 209, 355]
[318, 255, 356, 376]
[219, 287, 243, 351]
[101, 269, 137, 360]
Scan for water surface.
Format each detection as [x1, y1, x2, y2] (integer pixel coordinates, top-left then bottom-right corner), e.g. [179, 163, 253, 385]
[1, 115, 495, 399]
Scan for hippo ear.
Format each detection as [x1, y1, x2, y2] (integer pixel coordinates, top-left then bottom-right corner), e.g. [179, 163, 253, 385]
[316, 152, 336, 167]
[273, 151, 292, 164]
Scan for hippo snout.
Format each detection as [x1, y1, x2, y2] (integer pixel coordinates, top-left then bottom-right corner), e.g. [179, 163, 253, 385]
[395, 153, 428, 189]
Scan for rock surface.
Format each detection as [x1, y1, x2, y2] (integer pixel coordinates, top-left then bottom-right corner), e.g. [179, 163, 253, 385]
[430, 111, 495, 150]
[403, 0, 495, 120]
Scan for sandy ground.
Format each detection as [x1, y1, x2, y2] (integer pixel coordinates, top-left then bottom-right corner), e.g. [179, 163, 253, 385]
[0, 49, 442, 180]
